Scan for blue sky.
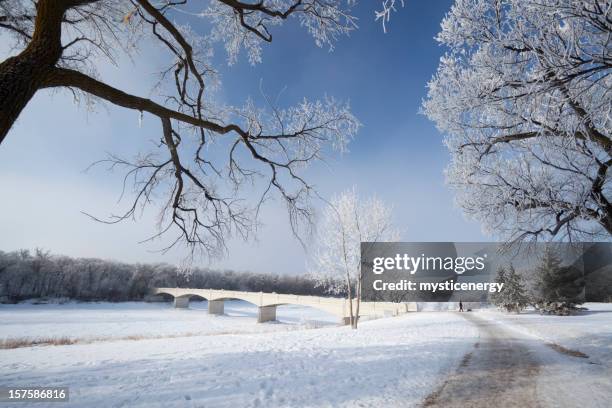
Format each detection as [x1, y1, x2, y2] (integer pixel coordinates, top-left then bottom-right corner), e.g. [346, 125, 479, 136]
[0, 1, 488, 274]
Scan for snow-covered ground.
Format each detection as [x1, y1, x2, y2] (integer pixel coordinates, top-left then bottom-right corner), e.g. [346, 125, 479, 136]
[476, 303, 612, 408]
[478, 303, 612, 365]
[0, 304, 477, 407]
[0, 301, 338, 342]
[2, 302, 611, 407]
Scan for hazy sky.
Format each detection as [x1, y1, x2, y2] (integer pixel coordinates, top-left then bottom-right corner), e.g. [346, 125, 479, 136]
[0, 1, 489, 274]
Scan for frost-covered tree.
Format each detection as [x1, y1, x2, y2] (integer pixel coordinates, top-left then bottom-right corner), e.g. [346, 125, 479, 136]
[309, 189, 399, 328]
[491, 264, 528, 313]
[0, 248, 333, 302]
[423, 0, 612, 242]
[0, 0, 371, 257]
[532, 248, 584, 315]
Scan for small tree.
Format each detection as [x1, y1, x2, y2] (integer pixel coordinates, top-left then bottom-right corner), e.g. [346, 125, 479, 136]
[310, 189, 399, 329]
[533, 248, 584, 315]
[491, 264, 528, 313]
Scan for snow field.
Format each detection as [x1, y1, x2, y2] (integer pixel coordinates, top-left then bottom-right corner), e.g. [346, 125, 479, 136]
[0, 306, 477, 408]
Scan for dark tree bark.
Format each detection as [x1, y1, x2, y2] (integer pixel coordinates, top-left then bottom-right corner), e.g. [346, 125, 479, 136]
[0, 0, 69, 144]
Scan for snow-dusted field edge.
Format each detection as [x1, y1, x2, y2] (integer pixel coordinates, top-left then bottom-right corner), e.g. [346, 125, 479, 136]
[0, 303, 477, 408]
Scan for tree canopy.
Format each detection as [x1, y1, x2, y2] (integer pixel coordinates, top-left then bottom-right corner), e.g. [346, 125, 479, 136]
[424, 0, 612, 242]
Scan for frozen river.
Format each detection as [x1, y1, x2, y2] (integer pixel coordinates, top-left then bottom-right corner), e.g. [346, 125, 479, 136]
[0, 300, 339, 343]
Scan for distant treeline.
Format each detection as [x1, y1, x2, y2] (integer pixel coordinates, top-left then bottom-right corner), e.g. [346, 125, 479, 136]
[0, 249, 338, 303]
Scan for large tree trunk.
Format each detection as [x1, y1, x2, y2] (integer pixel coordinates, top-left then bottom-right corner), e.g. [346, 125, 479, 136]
[0, 0, 67, 145]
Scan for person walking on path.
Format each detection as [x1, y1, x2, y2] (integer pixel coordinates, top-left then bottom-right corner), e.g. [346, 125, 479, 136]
[459, 300, 464, 312]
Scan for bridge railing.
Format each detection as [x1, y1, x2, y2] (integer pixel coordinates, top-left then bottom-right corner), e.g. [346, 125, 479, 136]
[153, 287, 415, 321]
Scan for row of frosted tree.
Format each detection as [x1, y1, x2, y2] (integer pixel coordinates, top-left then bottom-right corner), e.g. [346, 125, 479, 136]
[0, 249, 338, 303]
[491, 250, 587, 316]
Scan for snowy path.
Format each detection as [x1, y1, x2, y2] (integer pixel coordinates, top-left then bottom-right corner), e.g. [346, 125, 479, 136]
[423, 313, 541, 407]
[424, 311, 612, 408]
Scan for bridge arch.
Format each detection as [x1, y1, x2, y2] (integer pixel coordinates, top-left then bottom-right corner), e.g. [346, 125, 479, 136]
[155, 289, 270, 318]
[154, 290, 207, 300]
[155, 291, 210, 300]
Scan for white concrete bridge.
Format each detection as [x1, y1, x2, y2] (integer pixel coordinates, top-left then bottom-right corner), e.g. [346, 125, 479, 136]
[154, 287, 417, 324]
